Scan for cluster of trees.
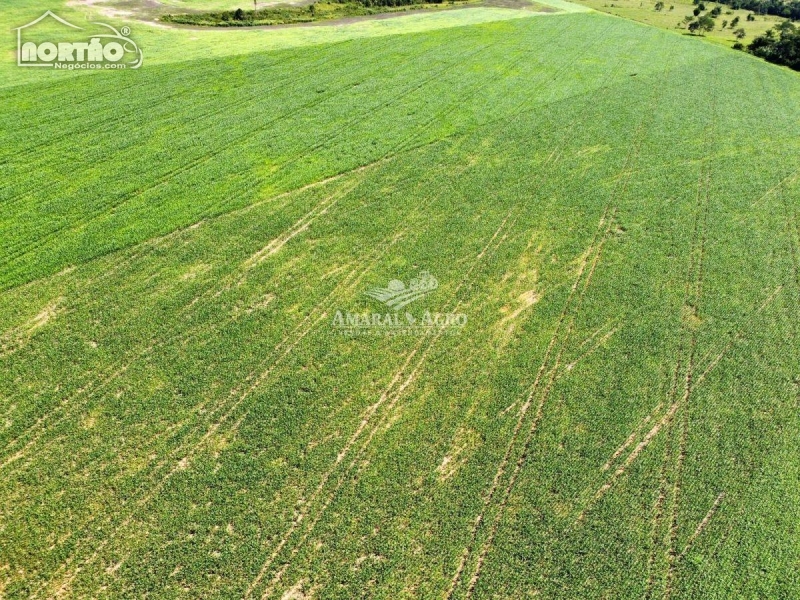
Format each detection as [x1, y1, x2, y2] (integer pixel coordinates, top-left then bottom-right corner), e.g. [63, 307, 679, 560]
[678, 1, 722, 32]
[715, 0, 800, 20]
[679, 1, 749, 35]
[745, 21, 800, 68]
[688, 13, 716, 31]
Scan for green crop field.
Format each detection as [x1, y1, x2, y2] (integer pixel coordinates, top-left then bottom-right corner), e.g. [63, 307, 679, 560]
[1, 0, 799, 598]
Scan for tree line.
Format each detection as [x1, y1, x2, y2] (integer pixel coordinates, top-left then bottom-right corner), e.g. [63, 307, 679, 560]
[715, 0, 800, 20]
[745, 21, 800, 69]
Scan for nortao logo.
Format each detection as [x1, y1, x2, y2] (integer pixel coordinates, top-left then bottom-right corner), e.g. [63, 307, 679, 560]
[15, 11, 142, 70]
[364, 271, 438, 310]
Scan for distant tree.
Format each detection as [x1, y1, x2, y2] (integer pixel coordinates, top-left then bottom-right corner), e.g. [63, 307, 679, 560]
[655, 1, 664, 9]
[734, 27, 747, 38]
[732, 41, 744, 49]
[669, 4, 674, 8]
[710, 6, 721, 16]
[693, 7, 701, 15]
[722, 19, 728, 27]
[746, 12, 755, 20]
[689, 13, 715, 32]
[698, 13, 715, 30]
[730, 15, 739, 27]
[234, 7, 245, 18]
[683, 14, 694, 22]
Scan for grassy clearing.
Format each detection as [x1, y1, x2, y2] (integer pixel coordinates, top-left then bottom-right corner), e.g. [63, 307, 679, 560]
[2, 1, 800, 599]
[571, 0, 785, 46]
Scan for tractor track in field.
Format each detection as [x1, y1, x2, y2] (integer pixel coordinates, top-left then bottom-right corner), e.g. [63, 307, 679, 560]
[1, 14, 602, 297]
[641, 380, 677, 599]
[593, 158, 707, 597]
[662, 161, 712, 600]
[576, 279, 784, 530]
[0, 144, 419, 460]
[569, 57, 708, 537]
[242, 178, 362, 269]
[676, 491, 726, 562]
[7, 36, 656, 596]
[0, 140, 433, 473]
[0, 56, 366, 242]
[27, 139, 471, 597]
[248, 208, 516, 599]
[0, 33, 415, 206]
[638, 77, 718, 600]
[0, 37, 364, 171]
[659, 73, 725, 600]
[0, 297, 63, 362]
[0, 16, 581, 466]
[0, 34, 490, 268]
[693, 284, 783, 389]
[750, 168, 800, 210]
[1, 16, 592, 289]
[0, 347, 146, 473]
[445, 126, 625, 600]
[552, 324, 618, 382]
[456, 209, 616, 600]
[447, 43, 672, 599]
[27, 222, 406, 599]
[601, 402, 663, 472]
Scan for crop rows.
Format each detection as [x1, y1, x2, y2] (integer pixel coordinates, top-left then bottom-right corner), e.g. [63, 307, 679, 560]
[2, 7, 799, 600]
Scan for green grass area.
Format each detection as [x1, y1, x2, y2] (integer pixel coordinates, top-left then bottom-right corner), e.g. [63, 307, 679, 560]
[0, 0, 565, 88]
[2, 1, 800, 599]
[571, 0, 785, 46]
[161, 0, 477, 27]
[159, 0, 273, 10]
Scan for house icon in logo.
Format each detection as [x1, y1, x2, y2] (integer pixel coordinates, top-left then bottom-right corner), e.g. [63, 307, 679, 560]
[15, 11, 83, 67]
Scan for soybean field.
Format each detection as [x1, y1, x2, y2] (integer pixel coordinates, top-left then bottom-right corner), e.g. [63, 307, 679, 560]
[1, 3, 799, 599]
